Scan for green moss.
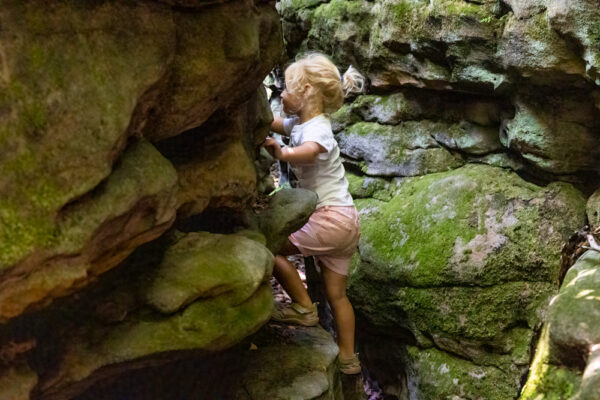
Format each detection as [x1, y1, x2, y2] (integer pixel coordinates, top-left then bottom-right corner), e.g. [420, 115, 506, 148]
[389, 0, 502, 39]
[407, 346, 522, 400]
[525, 12, 553, 42]
[520, 328, 582, 400]
[354, 169, 482, 286]
[394, 282, 554, 341]
[330, 103, 361, 130]
[314, 0, 365, 19]
[0, 201, 58, 270]
[145, 232, 273, 313]
[58, 284, 273, 385]
[346, 171, 393, 200]
[57, 141, 177, 254]
[353, 164, 585, 287]
[308, 0, 374, 63]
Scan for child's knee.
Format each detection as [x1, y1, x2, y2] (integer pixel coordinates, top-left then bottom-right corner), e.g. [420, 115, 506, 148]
[325, 286, 347, 304]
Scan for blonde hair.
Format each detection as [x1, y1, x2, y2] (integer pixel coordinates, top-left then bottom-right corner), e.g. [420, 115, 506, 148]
[285, 52, 365, 114]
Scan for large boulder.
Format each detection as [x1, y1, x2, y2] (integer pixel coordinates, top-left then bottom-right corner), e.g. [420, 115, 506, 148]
[38, 232, 274, 400]
[332, 91, 507, 129]
[256, 188, 318, 253]
[145, 231, 273, 313]
[520, 250, 600, 400]
[234, 324, 342, 400]
[0, 0, 175, 275]
[350, 164, 586, 398]
[0, 0, 283, 323]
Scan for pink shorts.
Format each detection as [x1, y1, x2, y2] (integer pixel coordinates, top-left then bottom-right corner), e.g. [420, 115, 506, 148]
[289, 205, 361, 276]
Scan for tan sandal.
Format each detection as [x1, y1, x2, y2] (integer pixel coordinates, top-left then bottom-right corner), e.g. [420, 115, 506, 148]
[271, 302, 319, 326]
[338, 353, 361, 375]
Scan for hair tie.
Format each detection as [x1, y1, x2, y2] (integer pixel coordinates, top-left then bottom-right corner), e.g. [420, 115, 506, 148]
[341, 74, 344, 83]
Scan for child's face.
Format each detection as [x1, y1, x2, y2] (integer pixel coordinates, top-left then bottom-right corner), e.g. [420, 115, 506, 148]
[281, 76, 304, 115]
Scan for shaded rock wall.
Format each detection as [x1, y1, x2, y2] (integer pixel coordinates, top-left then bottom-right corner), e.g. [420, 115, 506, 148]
[0, 0, 295, 399]
[278, 0, 599, 398]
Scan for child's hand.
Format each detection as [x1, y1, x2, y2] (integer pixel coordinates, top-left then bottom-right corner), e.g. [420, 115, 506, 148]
[262, 137, 283, 159]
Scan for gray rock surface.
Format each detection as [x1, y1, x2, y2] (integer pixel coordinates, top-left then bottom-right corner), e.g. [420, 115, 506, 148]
[256, 188, 318, 253]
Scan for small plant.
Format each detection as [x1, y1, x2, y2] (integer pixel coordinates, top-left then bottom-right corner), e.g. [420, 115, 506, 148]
[479, 15, 493, 23]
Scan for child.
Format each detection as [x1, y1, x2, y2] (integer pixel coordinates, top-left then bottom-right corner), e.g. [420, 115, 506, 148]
[262, 53, 364, 375]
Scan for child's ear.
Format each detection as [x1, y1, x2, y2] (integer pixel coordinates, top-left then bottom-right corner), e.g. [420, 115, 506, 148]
[304, 83, 313, 96]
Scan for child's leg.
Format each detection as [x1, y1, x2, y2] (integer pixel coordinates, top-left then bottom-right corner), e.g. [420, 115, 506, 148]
[321, 266, 356, 359]
[273, 254, 312, 309]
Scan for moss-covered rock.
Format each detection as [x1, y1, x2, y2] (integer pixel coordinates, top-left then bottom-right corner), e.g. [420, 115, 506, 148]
[548, 0, 600, 86]
[406, 345, 523, 400]
[352, 164, 585, 288]
[337, 121, 464, 177]
[0, 140, 178, 323]
[145, 232, 273, 314]
[0, 0, 174, 272]
[235, 324, 342, 400]
[304, 0, 374, 67]
[349, 164, 585, 397]
[39, 282, 273, 400]
[520, 250, 600, 400]
[502, 93, 600, 175]
[498, 12, 585, 85]
[256, 188, 317, 253]
[587, 189, 600, 228]
[333, 91, 506, 128]
[0, 0, 283, 324]
[283, 0, 600, 91]
[346, 171, 396, 201]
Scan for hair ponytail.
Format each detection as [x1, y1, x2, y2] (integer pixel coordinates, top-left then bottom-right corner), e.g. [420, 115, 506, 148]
[341, 65, 365, 98]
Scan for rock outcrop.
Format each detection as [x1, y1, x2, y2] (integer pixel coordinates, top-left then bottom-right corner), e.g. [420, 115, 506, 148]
[37, 231, 274, 400]
[349, 164, 586, 398]
[521, 250, 600, 400]
[278, 0, 600, 398]
[0, 0, 290, 398]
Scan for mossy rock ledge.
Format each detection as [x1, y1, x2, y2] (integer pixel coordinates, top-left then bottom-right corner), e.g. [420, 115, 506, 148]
[349, 163, 587, 399]
[37, 231, 274, 400]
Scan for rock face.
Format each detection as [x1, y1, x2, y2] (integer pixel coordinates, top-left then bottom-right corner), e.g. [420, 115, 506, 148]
[256, 188, 318, 253]
[278, 0, 599, 398]
[234, 324, 342, 400]
[0, 0, 287, 399]
[0, 0, 282, 324]
[350, 164, 586, 399]
[521, 250, 600, 400]
[38, 232, 274, 400]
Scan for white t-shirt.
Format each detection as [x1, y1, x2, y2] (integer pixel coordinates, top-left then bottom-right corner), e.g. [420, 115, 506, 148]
[283, 115, 354, 208]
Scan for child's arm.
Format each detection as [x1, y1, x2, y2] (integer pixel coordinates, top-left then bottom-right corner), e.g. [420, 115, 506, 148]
[271, 115, 287, 136]
[263, 137, 325, 164]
